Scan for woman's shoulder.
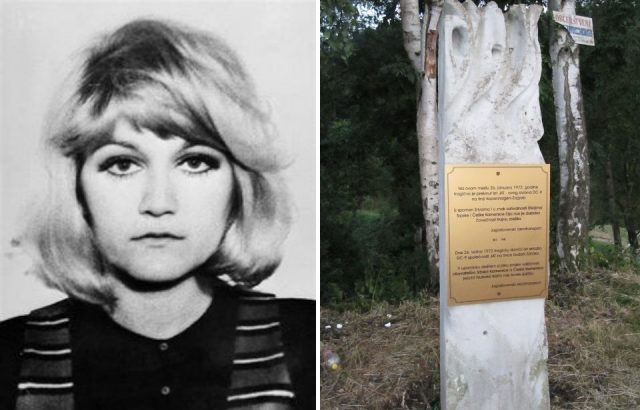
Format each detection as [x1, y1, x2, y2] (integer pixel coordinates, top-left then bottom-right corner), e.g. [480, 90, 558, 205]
[0, 299, 73, 400]
[226, 285, 315, 326]
[0, 313, 28, 360]
[276, 298, 315, 373]
[275, 298, 316, 409]
[0, 313, 27, 338]
[0, 314, 27, 409]
[0, 314, 27, 358]
[277, 298, 315, 333]
[216, 284, 316, 407]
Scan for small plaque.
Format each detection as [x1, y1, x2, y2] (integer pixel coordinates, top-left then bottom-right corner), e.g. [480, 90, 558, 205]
[445, 164, 550, 305]
[553, 12, 595, 46]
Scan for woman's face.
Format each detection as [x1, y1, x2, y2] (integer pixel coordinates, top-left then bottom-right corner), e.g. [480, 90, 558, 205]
[80, 119, 233, 284]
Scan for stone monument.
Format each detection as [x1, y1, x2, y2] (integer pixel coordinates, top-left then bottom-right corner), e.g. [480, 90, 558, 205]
[438, 1, 550, 409]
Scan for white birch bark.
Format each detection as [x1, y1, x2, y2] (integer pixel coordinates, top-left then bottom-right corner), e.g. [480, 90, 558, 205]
[400, 0, 442, 283]
[549, 0, 590, 271]
[401, 0, 422, 72]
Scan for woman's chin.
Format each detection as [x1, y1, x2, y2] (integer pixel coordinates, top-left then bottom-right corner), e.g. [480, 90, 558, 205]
[108, 261, 201, 292]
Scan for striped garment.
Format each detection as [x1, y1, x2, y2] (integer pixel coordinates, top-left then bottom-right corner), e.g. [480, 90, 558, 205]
[15, 293, 295, 409]
[15, 300, 72, 410]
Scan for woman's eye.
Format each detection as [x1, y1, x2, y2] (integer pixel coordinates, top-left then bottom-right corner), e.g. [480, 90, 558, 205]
[179, 155, 221, 174]
[103, 158, 142, 176]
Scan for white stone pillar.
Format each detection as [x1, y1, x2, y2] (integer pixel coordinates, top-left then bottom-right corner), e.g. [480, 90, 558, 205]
[437, 1, 550, 409]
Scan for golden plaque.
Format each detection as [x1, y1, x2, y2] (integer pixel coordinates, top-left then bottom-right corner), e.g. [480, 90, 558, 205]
[445, 164, 550, 305]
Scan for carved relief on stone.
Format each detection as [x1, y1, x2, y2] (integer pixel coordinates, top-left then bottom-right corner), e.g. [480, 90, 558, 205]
[440, 1, 544, 164]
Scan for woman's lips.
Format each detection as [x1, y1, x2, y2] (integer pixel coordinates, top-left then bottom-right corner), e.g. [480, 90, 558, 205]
[132, 232, 184, 240]
[131, 233, 185, 247]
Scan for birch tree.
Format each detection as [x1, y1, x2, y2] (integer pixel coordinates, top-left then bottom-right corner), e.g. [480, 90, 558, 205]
[549, 0, 590, 271]
[400, 0, 442, 284]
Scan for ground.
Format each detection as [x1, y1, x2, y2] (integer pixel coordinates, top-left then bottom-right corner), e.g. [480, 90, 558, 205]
[321, 261, 640, 409]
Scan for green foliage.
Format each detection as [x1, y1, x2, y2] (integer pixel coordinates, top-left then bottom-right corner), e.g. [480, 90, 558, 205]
[588, 236, 640, 271]
[581, 1, 640, 246]
[321, 6, 427, 305]
[589, 239, 626, 269]
[321, 0, 359, 62]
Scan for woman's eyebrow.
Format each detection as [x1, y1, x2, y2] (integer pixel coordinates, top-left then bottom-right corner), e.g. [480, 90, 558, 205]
[98, 140, 140, 151]
[84, 139, 140, 157]
[180, 140, 219, 152]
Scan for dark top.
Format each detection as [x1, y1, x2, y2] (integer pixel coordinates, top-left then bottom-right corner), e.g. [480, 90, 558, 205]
[0, 285, 315, 410]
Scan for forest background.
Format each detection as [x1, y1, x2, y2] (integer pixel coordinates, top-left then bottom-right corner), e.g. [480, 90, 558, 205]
[321, 0, 640, 306]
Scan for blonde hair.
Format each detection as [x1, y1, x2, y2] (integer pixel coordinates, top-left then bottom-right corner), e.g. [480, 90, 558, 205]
[24, 19, 292, 304]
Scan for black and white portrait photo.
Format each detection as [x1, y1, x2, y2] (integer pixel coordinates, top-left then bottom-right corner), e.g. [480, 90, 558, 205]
[0, 1, 316, 409]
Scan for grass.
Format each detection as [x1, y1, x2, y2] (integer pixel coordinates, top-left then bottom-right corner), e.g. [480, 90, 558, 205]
[321, 267, 640, 409]
[321, 295, 441, 409]
[547, 269, 640, 408]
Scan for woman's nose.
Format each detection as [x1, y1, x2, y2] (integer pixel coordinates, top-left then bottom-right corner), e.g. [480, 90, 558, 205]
[138, 170, 178, 217]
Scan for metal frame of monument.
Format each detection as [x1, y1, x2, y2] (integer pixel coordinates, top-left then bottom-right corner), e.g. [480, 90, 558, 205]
[445, 164, 550, 306]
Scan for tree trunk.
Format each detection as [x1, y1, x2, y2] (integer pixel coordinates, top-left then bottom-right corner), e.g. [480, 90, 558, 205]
[549, 0, 591, 271]
[400, 0, 442, 285]
[605, 155, 621, 247]
[624, 215, 638, 250]
[400, 0, 422, 71]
